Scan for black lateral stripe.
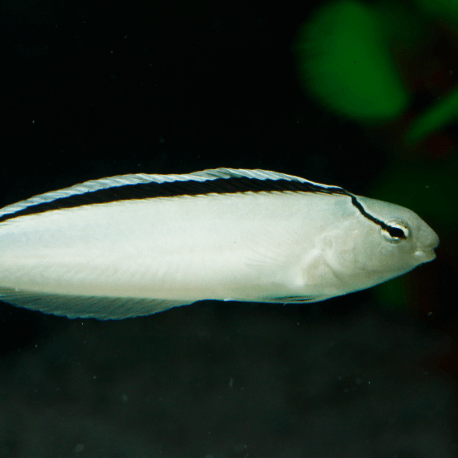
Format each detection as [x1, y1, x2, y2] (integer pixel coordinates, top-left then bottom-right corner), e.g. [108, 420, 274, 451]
[0, 176, 349, 223]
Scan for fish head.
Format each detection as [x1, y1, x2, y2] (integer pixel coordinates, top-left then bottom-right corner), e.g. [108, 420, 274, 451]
[321, 196, 439, 293]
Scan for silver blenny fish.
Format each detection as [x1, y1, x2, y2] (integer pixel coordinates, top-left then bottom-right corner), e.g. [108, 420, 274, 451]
[0, 168, 439, 319]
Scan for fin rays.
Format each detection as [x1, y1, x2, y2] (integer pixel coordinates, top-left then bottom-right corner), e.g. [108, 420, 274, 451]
[0, 287, 191, 320]
[0, 168, 348, 223]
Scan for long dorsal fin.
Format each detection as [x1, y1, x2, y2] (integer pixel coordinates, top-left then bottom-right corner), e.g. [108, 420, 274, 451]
[0, 168, 349, 223]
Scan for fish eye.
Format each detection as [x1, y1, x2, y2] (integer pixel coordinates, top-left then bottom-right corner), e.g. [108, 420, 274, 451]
[381, 221, 410, 244]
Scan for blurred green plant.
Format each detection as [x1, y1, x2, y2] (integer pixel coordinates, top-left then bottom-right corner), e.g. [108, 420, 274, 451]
[295, 0, 458, 141]
[406, 88, 458, 144]
[295, 1, 410, 121]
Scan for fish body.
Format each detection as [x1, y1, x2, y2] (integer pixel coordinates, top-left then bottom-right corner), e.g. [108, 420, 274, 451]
[0, 168, 439, 319]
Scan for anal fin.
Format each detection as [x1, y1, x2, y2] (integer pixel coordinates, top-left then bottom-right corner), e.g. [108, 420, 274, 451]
[262, 295, 330, 303]
[0, 287, 192, 320]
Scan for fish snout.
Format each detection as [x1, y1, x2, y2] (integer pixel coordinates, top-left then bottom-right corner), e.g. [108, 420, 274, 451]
[414, 230, 439, 263]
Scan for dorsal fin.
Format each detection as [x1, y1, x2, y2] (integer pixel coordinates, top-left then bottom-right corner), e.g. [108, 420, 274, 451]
[0, 168, 349, 223]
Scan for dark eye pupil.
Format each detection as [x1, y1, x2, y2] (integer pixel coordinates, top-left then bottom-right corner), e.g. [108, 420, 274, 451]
[388, 226, 405, 239]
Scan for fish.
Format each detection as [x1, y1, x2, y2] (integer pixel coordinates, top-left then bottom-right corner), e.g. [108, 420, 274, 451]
[0, 168, 439, 319]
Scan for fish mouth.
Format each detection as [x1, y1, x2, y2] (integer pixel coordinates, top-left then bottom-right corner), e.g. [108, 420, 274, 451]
[415, 249, 436, 263]
[415, 239, 439, 263]
[415, 231, 439, 263]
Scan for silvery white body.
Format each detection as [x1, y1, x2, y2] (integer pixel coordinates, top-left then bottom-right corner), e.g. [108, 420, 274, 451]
[0, 169, 439, 319]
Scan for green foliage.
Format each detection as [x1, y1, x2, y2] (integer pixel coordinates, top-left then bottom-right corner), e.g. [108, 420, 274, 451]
[295, 1, 409, 120]
[406, 88, 458, 144]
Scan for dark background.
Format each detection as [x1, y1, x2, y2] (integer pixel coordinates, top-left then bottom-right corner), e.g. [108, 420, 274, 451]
[0, 0, 455, 457]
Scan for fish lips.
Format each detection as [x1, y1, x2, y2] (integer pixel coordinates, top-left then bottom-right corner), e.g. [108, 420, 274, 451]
[414, 249, 436, 263]
[414, 236, 439, 263]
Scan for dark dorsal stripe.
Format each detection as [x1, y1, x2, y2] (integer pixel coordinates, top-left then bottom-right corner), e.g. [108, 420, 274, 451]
[0, 175, 388, 231]
[0, 176, 347, 223]
[348, 194, 390, 232]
